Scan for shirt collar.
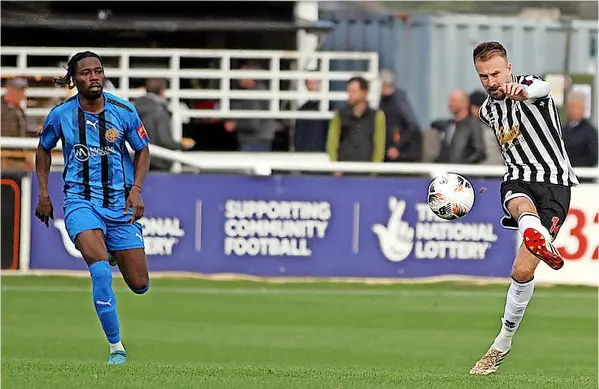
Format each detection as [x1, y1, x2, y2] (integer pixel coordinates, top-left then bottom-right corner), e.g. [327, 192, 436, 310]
[76, 92, 108, 113]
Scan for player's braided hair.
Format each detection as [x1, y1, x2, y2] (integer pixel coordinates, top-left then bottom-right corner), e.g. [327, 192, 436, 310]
[55, 51, 103, 89]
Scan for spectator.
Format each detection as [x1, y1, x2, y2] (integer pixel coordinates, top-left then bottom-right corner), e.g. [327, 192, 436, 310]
[1, 78, 28, 138]
[470, 90, 503, 165]
[378, 69, 421, 162]
[135, 78, 195, 172]
[225, 63, 279, 152]
[433, 90, 486, 164]
[1, 78, 32, 171]
[562, 92, 598, 167]
[327, 76, 386, 162]
[293, 78, 329, 152]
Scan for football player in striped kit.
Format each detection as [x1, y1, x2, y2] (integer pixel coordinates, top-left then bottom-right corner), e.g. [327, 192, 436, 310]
[469, 41, 578, 375]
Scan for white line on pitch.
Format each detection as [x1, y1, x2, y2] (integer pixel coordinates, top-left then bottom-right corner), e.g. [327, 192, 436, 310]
[1, 285, 595, 299]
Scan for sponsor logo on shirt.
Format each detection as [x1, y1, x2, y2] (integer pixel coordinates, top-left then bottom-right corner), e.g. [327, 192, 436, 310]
[72, 144, 116, 162]
[137, 124, 148, 140]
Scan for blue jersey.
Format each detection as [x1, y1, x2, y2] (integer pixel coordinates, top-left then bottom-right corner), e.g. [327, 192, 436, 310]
[39, 92, 150, 210]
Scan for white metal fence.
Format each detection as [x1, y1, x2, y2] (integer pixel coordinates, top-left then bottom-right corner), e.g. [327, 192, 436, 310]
[1, 47, 380, 140]
[2, 137, 598, 181]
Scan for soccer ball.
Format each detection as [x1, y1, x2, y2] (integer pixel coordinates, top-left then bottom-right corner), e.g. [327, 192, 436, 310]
[427, 173, 475, 220]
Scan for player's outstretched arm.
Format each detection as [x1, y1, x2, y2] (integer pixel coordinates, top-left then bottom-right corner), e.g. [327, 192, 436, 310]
[34, 144, 54, 227]
[519, 75, 551, 100]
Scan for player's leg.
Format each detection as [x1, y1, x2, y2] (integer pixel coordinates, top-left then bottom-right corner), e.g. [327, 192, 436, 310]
[471, 185, 569, 375]
[76, 230, 126, 362]
[493, 185, 571, 350]
[105, 220, 150, 294]
[113, 248, 150, 294]
[470, 242, 539, 375]
[495, 244, 539, 349]
[471, 186, 543, 375]
[498, 185, 571, 342]
[65, 204, 126, 365]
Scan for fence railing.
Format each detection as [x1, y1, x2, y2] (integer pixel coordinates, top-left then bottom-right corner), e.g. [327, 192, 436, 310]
[3, 137, 598, 180]
[1, 47, 380, 139]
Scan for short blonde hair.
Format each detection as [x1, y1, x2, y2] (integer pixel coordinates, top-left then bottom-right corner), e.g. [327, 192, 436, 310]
[473, 41, 508, 63]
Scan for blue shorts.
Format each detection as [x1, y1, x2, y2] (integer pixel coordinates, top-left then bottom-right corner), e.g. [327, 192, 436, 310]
[64, 199, 145, 252]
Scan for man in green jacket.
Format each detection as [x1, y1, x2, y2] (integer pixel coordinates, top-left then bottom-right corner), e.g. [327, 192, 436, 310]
[327, 76, 386, 163]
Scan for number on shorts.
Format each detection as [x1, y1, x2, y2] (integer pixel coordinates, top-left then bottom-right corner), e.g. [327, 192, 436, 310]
[549, 216, 561, 236]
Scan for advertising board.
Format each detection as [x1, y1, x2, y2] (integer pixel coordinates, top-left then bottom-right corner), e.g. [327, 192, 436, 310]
[30, 173, 516, 280]
[535, 184, 599, 286]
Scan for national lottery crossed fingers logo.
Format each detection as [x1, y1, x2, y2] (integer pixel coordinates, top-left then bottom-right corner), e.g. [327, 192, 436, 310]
[372, 197, 415, 262]
[372, 197, 498, 263]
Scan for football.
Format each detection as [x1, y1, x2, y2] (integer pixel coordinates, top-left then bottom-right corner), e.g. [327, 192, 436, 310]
[427, 173, 475, 220]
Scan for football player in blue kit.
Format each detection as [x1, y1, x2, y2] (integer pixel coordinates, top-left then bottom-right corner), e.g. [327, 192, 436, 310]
[35, 51, 151, 365]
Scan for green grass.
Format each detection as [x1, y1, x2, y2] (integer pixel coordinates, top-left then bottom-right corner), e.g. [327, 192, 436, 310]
[2, 276, 597, 389]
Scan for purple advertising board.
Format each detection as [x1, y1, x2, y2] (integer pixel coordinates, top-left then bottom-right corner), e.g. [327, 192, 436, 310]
[30, 172, 516, 278]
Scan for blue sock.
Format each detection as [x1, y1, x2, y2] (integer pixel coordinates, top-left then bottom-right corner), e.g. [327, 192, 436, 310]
[89, 261, 120, 344]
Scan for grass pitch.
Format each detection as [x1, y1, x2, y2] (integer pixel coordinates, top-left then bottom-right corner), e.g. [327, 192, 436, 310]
[2, 275, 597, 389]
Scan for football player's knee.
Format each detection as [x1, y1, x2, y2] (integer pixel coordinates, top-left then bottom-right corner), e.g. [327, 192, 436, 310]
[130, 277, 150, 295]
[511, 198, 536, 219]
[511, 262, 535, 283]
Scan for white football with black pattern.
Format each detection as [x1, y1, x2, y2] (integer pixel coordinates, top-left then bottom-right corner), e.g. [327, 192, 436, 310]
[427, 173, 475, 220]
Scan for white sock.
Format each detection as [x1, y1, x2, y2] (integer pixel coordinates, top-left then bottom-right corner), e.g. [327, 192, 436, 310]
[492, 278, 535, 351]
[518, 213, 551, 240]
[110, 341, 125, 353]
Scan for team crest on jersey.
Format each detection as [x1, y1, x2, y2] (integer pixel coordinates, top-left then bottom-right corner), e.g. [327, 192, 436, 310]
[497, 125, 521, 145]
[137, 124, 148, 140]
[105, 129, 120, 143]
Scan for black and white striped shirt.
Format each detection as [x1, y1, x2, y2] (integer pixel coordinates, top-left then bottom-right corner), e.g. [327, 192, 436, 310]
[479, 74, 579, 186]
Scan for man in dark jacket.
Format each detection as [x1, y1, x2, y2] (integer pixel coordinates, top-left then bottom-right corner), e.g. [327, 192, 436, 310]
[1, 78, 32, 171]
[563, 92, 598, 167]
[224, 63, 279, 152]
[327, 77, 386, 163]
[294, 79, 329, 152]
[378, 70, 421, 162]
[433, 89, 486, 164]
[134, 78, 194, 171]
